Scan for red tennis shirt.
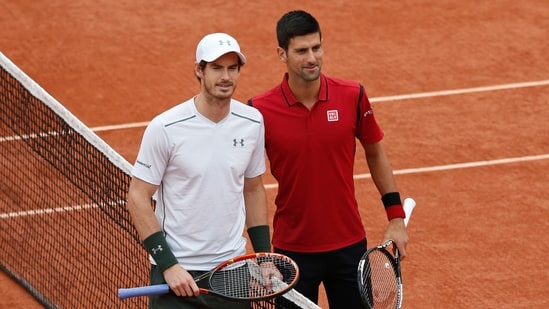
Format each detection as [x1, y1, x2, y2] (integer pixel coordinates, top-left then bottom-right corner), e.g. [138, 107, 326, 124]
[249, 73, 384, 252]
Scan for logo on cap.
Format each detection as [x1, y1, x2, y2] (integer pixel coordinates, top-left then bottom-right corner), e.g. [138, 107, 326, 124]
[196, 33, 247, 64]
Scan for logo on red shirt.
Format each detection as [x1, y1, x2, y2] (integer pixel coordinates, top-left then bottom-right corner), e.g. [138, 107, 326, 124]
[327, 110, 339, 122]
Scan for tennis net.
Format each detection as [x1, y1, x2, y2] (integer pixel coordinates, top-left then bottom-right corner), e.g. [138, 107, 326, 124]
[0, 52, 319, 309]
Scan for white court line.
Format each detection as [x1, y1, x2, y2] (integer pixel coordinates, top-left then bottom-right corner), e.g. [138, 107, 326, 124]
[88, 80, 549, 132]
[90, 121, 150, 132]
[2, 155, 548, 217]
[369, 80, 549, 102]
[0, 204, 98, 219]
[0, 201, 126, 219]
[264, 154, 549, 189]
[3, 81, 548, 217]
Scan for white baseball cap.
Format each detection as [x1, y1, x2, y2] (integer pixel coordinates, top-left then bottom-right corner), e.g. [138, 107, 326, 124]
[195, 32, 247, 64]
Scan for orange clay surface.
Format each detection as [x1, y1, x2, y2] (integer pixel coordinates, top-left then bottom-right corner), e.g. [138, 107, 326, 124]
[1, 1, 548, 308]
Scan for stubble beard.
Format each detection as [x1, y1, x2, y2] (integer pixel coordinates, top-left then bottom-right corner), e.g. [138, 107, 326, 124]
[300, 64, 321, 82]
[205, 82, 234, 101]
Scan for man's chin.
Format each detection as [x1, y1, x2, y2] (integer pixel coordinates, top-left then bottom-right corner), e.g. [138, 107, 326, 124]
[302, 71, 320, 81]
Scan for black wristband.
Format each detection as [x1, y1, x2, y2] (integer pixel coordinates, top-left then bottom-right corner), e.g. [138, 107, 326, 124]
[247, 225, 271, 253]
[381, 192, 405, 220]
[143, 231, 178, 273]
[381, 192, 401, 208]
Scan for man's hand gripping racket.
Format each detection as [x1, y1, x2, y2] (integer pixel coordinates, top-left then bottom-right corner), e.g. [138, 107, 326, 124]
[357, 197, 416, 309]
[119, 252, 299, 302]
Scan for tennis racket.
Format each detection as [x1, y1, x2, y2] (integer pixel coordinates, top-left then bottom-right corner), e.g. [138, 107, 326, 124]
[247, 260, 322, 309]
[119, 252, 299, 302]
[357, 197, 416, 309]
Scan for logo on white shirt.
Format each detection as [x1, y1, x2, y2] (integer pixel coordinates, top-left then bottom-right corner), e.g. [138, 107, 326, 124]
[327, 110, 339, 122]
[136, 160, 152, 169]
[233, 139, 245, 147]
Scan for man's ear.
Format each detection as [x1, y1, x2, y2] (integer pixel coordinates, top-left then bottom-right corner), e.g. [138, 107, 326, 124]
[194, 62, 203, 79]
[277, 47, 287, 63]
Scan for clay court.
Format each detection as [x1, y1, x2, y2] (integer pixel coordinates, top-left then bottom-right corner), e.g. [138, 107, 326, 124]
[1, 1, 548, 308]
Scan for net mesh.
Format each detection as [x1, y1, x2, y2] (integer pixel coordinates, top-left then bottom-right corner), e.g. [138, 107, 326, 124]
[0, 53, 148, 308]
[0, 52, 315, 308]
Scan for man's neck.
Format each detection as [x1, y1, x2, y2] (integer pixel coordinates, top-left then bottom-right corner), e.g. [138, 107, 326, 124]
[194, 95, 231, 123]
[288, 76, 320, 110]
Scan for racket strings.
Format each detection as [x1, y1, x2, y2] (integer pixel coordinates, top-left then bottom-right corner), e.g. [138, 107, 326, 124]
[359, 250, 399, 308]
[209, 263, 251, 298]
[209, 257, 298, 300]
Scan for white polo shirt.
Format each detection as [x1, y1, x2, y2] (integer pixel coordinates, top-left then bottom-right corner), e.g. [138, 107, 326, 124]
[132, 98, 266, 270]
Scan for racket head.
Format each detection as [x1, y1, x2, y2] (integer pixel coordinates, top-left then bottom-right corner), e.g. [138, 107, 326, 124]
[357, 243, 401, 309]
[207, 252, 299, 301]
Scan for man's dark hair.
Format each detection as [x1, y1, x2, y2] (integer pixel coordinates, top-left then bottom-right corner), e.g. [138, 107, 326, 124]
[276, 10, 322, 51]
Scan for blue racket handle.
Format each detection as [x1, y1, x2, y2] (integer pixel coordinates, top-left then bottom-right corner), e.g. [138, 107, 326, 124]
[119, 284, 170, 299]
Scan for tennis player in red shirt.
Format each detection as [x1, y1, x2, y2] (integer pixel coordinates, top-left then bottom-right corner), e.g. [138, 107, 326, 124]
[248, 10, 410, 308]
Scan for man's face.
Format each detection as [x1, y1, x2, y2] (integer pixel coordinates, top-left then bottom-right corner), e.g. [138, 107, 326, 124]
[279, 32, 323, 82]
[200, 52, 241, 100]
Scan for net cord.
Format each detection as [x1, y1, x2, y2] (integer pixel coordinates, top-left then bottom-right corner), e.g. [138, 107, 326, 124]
[0, 52, 133, 175]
